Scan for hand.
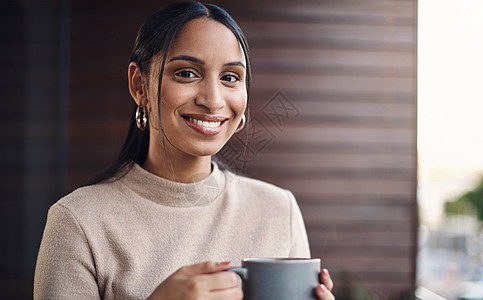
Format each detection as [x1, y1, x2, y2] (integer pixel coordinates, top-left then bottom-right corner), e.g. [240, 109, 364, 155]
[315, 268, 335, 300]
[147, 261, 242, 300]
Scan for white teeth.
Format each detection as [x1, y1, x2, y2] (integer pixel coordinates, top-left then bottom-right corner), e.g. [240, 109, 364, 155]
[188, 117, 221, 128]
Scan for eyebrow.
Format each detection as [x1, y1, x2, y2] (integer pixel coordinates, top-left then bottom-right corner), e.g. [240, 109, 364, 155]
[169, 55, 204, 65]
[223, 61, 246, 69]
[168, 55, 245, 69]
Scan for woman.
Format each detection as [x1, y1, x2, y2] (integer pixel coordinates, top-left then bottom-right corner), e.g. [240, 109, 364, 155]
[34, 2, 334, 299]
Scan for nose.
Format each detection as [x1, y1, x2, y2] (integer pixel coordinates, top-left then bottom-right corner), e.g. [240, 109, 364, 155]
[195, 76, 225, 112]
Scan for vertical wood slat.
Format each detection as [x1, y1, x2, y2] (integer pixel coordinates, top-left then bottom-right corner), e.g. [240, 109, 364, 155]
[67, 0, 417, 298]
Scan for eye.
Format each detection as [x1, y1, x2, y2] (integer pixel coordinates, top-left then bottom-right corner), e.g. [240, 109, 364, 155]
[175, 70, 198, 78]
[221, 73, 240, 83]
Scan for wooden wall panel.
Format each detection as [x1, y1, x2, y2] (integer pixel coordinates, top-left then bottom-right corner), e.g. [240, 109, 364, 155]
[215, 1, 418, 299]
[66, 0, 417, 299]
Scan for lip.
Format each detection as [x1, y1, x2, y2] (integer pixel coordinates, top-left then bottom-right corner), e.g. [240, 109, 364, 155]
[182, 114, 228, 122]
[181, 114, 229, 136]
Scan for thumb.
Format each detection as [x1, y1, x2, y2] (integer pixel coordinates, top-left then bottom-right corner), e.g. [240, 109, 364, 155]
[178, 261, 232, 276]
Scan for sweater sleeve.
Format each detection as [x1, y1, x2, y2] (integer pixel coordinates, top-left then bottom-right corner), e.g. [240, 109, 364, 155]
[34, 203, 101, 300]
[287, 191, 311, 258]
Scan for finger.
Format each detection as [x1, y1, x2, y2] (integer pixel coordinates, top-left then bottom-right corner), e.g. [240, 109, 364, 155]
[315, 284, 335, 300]
[320, 268, 333, 291]
[178, 261, 232, 276]
[211, 286, 243, 300]
[200, 271, 239, 291]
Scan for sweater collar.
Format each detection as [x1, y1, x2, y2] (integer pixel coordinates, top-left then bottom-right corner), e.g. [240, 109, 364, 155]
[121, 162, 227, 207]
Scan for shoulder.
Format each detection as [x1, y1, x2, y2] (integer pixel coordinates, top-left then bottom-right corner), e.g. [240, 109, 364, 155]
[53, 179, 125, 219]
[237, 173, 292, 196]
[223, 169, 297, 209]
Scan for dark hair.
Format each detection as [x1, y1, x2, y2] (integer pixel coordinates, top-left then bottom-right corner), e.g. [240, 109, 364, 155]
[90, 1, 251, 184]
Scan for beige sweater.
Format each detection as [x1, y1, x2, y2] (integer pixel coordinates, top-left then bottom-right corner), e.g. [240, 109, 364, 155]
[34, 162, 310, 299]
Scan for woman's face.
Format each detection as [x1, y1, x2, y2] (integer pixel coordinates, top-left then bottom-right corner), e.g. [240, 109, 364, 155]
[147, 18, 247, 159]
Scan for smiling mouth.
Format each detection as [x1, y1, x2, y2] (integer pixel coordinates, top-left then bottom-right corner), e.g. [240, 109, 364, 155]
[186, 117, 222, 128]
[182, 115, 227, 128]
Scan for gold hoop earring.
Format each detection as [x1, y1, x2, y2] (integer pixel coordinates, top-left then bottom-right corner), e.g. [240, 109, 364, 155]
[235, 114, 246, 133]
[135, 106, 147, 131]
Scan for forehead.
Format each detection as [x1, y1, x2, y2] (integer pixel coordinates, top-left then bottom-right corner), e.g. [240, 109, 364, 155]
[167, 18, 244, 62]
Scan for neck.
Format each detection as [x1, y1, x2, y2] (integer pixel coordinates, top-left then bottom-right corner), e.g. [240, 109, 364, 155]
[142, 145, 212, 183]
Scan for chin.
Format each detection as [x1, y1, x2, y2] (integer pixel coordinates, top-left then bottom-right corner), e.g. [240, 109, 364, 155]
[186, 144, 226, 158]
[182, 135, 233, 157]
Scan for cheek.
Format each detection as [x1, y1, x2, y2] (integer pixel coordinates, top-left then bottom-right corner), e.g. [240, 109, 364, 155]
[160, 82, 196, 111]
[231, 89, 248, 114]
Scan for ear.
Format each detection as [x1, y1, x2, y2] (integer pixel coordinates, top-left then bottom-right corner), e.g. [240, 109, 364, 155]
[128, 62, 147, 106]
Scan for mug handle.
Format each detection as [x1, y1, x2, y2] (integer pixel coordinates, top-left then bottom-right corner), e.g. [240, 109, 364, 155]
[227, 267, 248, 281]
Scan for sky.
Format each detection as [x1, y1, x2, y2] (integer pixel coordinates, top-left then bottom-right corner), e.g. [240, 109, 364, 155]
[418, 0, 483, 226]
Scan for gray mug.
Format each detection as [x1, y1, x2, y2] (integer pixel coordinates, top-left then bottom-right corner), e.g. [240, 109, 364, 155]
[229, 258, 321, 300]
